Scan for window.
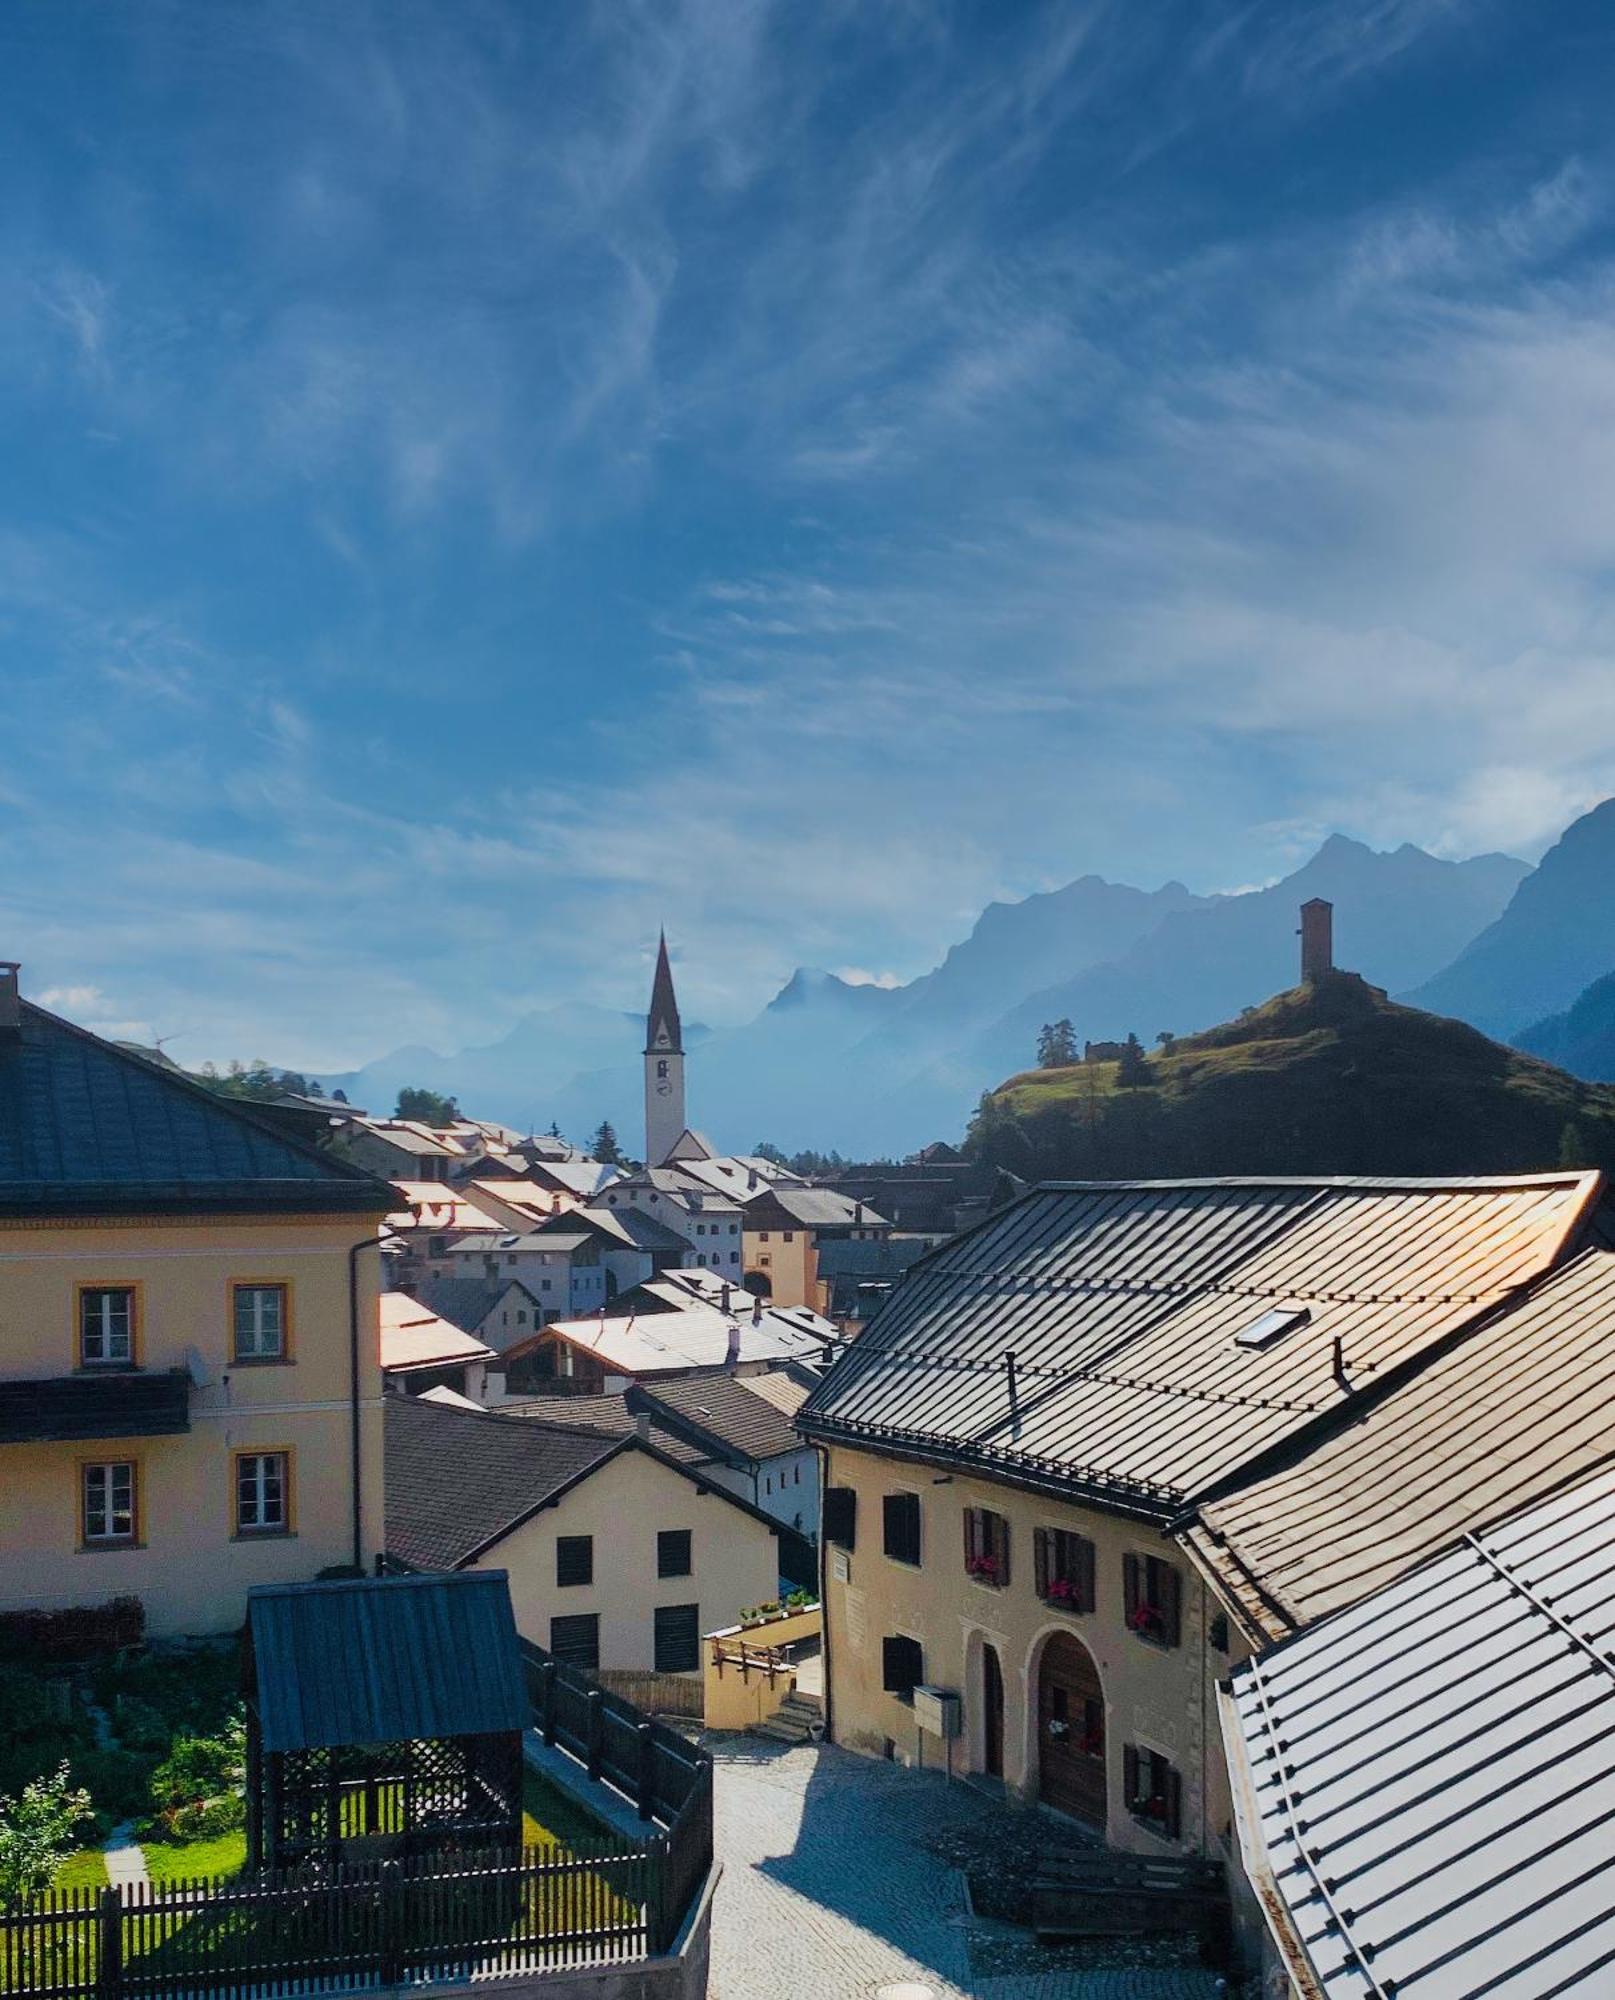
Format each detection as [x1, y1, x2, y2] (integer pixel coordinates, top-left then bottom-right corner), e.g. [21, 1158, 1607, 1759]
[550, 1613, 599, 1668]
[783, 1231, 794, 1243]
[1124, 1744, 1182, 1839]
[824, 1486, 857, 1551]
[758, 1231, 770, 1243]
[654, 1603, 700, 1673]
[656, 1059, 668, 1080]
[81, 1461, 137, 1545]
[1034, 1527, 1096, 1613]
[963, 1507, 1010, 1587]
[1123, 1553, 1183, 1648]
[1209, 1612, 1230, 1653]
[881, 1634, 923, 1702]
[657, 1529, 692, 1578]
[883, 1491, 922, 1567]
[759, 1255, 771, 1268]
[232, 1284, 288, 1362]
[556, 1535, 594, 1587]
[235, 1451, 290, 1535]
[517, 1310, 528, 1325]
[729, 1223, 738, 1235]
[78, 1287, 135, 1368]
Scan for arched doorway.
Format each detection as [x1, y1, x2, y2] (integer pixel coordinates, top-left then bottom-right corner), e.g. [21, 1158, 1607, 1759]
[1037, 1632, 1105, 1826]
[981, 1644, 1004, 1780]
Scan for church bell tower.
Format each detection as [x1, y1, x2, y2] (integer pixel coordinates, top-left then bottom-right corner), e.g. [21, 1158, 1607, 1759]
[644, 931, 686, 1168]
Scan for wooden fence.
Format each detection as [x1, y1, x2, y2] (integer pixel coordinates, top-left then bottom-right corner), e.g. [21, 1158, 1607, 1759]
[2, 1842, 660, 1999]
[592, 1669, 705, 1722]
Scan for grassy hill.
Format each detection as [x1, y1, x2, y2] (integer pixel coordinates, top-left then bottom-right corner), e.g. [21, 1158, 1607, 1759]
[965, 972, 1615, 1181]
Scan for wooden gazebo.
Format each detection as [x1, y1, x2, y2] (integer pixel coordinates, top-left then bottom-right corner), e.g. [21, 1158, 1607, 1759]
[243, 1570, 528, 1871]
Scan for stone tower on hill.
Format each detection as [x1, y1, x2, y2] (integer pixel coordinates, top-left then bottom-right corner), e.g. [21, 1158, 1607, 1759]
[644, 931, 686, 1167]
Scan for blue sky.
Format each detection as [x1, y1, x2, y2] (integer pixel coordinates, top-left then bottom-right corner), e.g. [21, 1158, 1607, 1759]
[4, 0, 1615, 1066]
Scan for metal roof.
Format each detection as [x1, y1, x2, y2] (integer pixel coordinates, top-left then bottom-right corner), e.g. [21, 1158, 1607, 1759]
[1184, 1246, 1615, 1639]
[799, 1176, 1599, 1516]
[512, 1300, 831, 1376]
[1222, 1458, 1615, 2000]
[0, 1002, 392, 1215]
[379, 1292, 496, 1372]
[246, 1570, 529, 1753]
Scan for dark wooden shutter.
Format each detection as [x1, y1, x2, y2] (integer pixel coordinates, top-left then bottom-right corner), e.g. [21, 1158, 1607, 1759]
[1165, 1766, 1183, 1841]
[549, 1612, 599, 1669]
[556, 1535, 593, 1588]
[1161, 1561, 1182, 1648]
[994, 1512, 1010, 1587]
[653, 1603, 700, 1674]
[963, 1507, 978, 1567]
[824, 1486, 856, 1550]
[1123, 1742, 1139, 1810]
[883, 1492, 920, 1565]
[1033, 1526, 1050, 1599]
[1079, 1536, 1096, 1614]
[1123, 1552, 1141, 1625]
[881, 1635, 922, 1696]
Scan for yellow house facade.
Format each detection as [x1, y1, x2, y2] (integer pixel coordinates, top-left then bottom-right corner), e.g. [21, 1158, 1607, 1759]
[0, 969, 394, 1637]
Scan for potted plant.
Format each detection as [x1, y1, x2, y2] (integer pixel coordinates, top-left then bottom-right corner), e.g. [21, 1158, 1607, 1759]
[1044, 1575, 1079, 1607]
[1127, 1602, 1163, 1638]
[965, 1554, 1002, 1585]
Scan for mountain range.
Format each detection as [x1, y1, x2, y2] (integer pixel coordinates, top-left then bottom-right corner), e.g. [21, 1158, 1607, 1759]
[322, 802, 1615, 1153]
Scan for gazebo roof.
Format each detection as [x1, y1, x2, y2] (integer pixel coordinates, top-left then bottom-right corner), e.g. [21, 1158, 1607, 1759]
[246, 1570, 528, 1754]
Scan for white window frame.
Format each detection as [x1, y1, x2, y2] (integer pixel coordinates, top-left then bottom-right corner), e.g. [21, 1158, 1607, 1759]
[83, 1461, 136, 1544]
[235, 1451, 289, 1535]
[233, 1285, 286, 1361]
[80, 1288, 134, 1367]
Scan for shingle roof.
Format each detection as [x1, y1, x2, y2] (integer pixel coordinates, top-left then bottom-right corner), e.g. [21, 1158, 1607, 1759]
[247, 1571, 528, 1752]
[1222, 1458, 1615, 2000]
[408, 1276, 509, 1334]
[0, 1001, 392, 1215]
[800, 1175, 1599, 1519]
[727, 1369, 811, 1421]
[754, 1186, 890, 1230]
[1182, 1245, 1615, 1640]
[385, 1395, 621, 1568]
[630, 1371, 805, 1463]
[495, 1391, 708, 1464]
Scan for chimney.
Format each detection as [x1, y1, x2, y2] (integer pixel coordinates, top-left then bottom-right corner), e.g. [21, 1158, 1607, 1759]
[1299, 899, 1333, 983]
[725, 1322, 741, 1369]
[720, 1282, 732, 1315]
[853, 1201, 863, 1227]
[0, 962, 20, 1043]
[634, 1409, 651, 1441]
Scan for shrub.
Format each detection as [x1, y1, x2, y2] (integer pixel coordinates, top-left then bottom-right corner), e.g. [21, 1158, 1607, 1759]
[70, 1750, 152, 1831]
[145, 1711, 246, 1839]
[0, 1598, 143, 1664]
[0, 1765, 93, 1909]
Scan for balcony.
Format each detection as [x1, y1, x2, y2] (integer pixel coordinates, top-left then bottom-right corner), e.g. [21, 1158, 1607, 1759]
[0, 1369, 191, 1444]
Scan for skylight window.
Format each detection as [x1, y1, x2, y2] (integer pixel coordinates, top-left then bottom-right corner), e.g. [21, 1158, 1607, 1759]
[1235, 1304, 1312, 1351]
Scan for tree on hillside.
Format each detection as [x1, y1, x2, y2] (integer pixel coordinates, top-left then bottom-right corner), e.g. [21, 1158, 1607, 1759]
[1156, 1031, 1176, 1052]
[1037, 1018, 1079, 1068]
[395, 1085, 459, 1124]
[1116, 1032, 1152, 1087]
[753, 1141, 789, 1165]
[590, 1120, 625, 1166]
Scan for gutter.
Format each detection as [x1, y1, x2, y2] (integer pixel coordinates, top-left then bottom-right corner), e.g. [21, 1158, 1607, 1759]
[348, 1233, 390, 1571]
[816, 1442, 834, 1743]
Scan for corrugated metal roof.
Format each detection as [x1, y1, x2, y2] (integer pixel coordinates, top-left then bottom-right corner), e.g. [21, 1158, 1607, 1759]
[1184, 1246, 1615, 1639]
[247, 1570, 529, 1752]
[800, 1176, 1599, 1516]
[1222, 1458, 1615, 2000]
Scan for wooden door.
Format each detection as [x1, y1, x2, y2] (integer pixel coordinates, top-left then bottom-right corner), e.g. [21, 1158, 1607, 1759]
[1037, 1632, 1106, 1826]
[981, 1643, 1004, 1779]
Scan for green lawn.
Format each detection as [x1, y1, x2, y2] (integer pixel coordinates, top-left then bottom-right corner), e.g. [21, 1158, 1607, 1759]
[141, 1829, 247, 1884]
[522, 1768, 612, 1851]
[50, 1848, 109, 1896]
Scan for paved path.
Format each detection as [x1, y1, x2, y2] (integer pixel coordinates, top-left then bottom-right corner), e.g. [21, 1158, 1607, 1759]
[101, 1821, 149, 1892]
[707, 1736, 1227, 2000]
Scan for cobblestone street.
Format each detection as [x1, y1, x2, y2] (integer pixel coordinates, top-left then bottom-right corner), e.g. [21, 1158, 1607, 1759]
[707, 1736, 1230, 2000]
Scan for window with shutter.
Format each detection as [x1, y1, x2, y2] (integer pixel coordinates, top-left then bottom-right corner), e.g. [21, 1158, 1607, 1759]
[881, 1634, 923, 1700]
[1125, 1552, 1182, 1647]
[964, 1506, 1009, 1586]
[824, 1486, 857, 1550]
[654, 1603, 700, 1673]
[549, 1613, 599, 1668]
[556, 1535, 593, 1588]
[1125, 1743, 1181, 1839]
[883, 1491, 922, 1566]
[1040, 1527, 1095, 1612]
[657, 1529, 693, 1578]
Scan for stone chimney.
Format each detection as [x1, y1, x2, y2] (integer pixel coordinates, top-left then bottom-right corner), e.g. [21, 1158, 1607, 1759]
[720, 1282, 732, 1315]
[1300, 899, 1333, 983]
[725, 1322, 741, 1369]
[0, 962, 20, 1043]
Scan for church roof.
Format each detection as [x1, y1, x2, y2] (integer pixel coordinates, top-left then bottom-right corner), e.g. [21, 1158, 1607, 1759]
[646, 930, 682, 1052]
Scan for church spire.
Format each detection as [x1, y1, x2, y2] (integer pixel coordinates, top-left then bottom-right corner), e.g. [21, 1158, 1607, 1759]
[646, 929, 682, 1054]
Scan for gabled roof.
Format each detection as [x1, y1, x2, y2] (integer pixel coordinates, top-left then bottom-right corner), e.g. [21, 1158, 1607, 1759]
[387, 1183, 506, 1234]
[507, 1299, 831, 1377]
[1181, 1246, 1615, 1640]
[494, 1392, 709, 1464]
[574, 1204, 693, 1253]
[0, 1000, 392, 1216]
[246, 1570, 528, 1752]
[1222, 1458, 1615, 2000]
[748, 1185, 890, 1230]
[407, 1276, 512, 1334]
[799, 1175, 1601, 1520]
[380, 1292, 496, 1373]
[628, 1371, 805, 1463]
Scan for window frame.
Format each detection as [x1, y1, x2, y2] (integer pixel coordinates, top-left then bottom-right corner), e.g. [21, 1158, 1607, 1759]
[880, 1632, 924, 1703]
[232, 1448, 293, 1538]
[80, 1457, 140, 1548]
[962, 1505, 1011, 1588]
[1034, 1526, 1097, 1614]
[556, 1534, 595, 1588]
[824, 1486, 857, 1551]
[76, 1283, 141, 1371]
[1123, 1551, 1183, 1648]
[230, 1281, 293, 1365]
[657, 1528, 693, 1579]
[882, 1489, 923, 1568]
[1124, 1742, 1183, 1840]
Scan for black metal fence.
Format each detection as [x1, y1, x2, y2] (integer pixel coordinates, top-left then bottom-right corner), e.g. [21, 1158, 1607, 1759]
[2, 1844, 658, 1999]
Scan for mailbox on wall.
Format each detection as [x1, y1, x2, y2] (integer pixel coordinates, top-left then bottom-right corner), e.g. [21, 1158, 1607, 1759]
[914, 1684, 962, 1740]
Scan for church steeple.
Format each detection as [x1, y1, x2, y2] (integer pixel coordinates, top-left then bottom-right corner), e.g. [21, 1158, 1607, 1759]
[646, 930, 683, 1055]
[644, 931, 686, 1167]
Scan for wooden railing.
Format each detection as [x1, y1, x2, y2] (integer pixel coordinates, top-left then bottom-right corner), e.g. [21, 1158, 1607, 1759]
[709, 1637, 791, 1688]
[2, 1843, 659, 1999]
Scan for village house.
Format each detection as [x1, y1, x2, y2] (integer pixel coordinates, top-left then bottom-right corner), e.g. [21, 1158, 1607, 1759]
[497, 1286, 832, 1394]
[624, 1368, 820, 1542]
[0, 964, 394, 1637]
[797, 1167, 1607, 1889]
[385, 1393, 788, 1677]
[444, 1225, 611, 1318]
[740, 1183, 892, 1311]
[379, 1290, 495, 1401]
[330, 1116, 465, 1184]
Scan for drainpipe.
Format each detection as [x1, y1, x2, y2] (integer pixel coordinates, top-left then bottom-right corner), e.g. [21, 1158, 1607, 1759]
[348, 1234, 390, 1572]
[816, 1443, 834, 1743]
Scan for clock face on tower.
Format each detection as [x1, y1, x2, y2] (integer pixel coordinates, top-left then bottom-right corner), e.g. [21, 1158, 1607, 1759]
[656, 1082, 671, 1096]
